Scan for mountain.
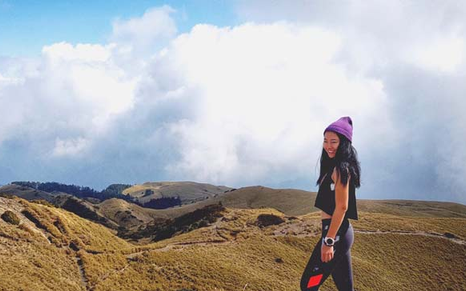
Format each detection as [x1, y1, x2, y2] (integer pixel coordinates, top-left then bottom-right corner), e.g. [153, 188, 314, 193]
[0, 180, 233, 210]
[0, 184, 57, 202]
[212, 186, 317, 216]
[121, 181, 233, 207]
[0, 182, 233, 242]
[4, 181, 466, 245]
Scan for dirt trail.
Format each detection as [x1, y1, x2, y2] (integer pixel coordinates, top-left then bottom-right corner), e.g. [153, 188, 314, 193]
[126, 239, 231, 259]
[354, 229, 466, 245]
[75, 255, 88, 290]
[272, 218, 466, 245]
[86, 264, 130, 291]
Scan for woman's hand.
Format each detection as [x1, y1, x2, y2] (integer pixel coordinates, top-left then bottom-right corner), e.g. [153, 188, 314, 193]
[321, 243, 334, 263]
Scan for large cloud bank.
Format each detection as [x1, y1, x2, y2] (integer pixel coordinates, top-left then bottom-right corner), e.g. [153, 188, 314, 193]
[0, 2, 465, 204]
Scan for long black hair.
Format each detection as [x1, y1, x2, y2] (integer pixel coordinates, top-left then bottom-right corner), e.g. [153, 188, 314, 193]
[316, 132, 361, 188]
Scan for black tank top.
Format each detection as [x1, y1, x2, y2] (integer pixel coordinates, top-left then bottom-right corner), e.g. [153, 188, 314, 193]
[314, 168, 358, 220]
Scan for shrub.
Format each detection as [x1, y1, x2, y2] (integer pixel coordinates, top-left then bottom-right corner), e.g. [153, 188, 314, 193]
[256, 214, 285, 228]
[1, 210, 21, 225]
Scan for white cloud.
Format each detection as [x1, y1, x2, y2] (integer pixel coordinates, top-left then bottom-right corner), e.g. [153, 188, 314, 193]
[110, 5, 177, 56]
[1, 2, 466, 204]
[51, 137, 90, 157]
[42, 42, 111, 63]
[41, 42, 137, 132]
[0, 41, 137, 155]
[0, 73, 22, 85]
[231, 0, 466, 203]
[158, 23, 394, 185]
[409, 36, 464, 73]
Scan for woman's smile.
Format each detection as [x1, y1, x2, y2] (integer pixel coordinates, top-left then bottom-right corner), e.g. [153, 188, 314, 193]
[323, 131, 340, 158]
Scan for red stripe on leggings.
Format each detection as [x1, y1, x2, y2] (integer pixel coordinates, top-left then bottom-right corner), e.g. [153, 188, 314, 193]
[307, 274, 323, 288]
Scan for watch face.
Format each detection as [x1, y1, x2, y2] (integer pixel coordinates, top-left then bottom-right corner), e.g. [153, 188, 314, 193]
[325, 238, 334, 245]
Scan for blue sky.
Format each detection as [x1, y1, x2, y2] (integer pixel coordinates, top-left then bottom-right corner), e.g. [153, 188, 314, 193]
[0, 0, 237, 57]
[1, 1, 466, 205]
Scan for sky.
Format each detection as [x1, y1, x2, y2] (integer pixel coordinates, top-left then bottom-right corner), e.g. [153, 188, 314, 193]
[0, 0, 465, 205]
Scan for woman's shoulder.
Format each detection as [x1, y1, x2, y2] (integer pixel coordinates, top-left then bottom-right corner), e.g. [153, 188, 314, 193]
[330, 166, 351, 184]
[330, 167, 337, 183]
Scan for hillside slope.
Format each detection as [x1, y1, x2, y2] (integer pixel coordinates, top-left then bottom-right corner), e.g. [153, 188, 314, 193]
[214, 186, 318, 216]
[1, 189, 466, 291]
[357, 199, 466, 218]
[0, 196, 131, 291]
[78, 208, 466, 291]
[211, 185, 466, 218]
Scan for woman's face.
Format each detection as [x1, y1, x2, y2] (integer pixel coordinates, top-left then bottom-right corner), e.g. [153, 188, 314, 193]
[323, 131, 340, 159]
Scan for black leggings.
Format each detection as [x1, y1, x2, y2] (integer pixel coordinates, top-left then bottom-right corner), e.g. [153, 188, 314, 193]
[300, 218, 354, 291]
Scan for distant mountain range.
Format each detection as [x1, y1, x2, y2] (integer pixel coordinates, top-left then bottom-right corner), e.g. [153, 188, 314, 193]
[5, 180, 234, 208]
[1, 181, 466, 242]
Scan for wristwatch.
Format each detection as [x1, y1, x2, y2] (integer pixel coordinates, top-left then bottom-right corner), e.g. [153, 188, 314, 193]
[323, 236, 335, 247]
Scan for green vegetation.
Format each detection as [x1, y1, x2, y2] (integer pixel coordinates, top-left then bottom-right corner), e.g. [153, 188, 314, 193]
[101, 184, 133, 197]
[142, 196, 182, 209]
[256, 213, 285, 227]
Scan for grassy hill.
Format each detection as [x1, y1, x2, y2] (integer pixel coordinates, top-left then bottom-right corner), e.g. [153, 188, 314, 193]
[0, 184, 57, 201]
[1, 190, 466, 291]
[213, 186, 317, 216]
[0, 196, 132, 291]
[71, 208, 466, 291]
[357, 199, 466, 218]
[122, 181, 233, 206]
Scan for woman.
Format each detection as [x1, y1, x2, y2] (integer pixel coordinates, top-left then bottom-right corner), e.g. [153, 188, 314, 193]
[300, 116, 361, 291]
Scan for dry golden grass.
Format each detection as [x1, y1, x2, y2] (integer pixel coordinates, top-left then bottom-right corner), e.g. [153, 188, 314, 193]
[0, 196, 132, 291]
[77, 208, 466, 291]
[98, 198, 169, 225]
[0, 240, 84, 291]
[0, 198, 84, 291]
[1, 195, 466, 291]
[353, 212, 466, 238]
[122, 181, 230, 203]
[351, 232, 466, 291]
[357, 199, 466, 218]
[216, 186, 318, 216]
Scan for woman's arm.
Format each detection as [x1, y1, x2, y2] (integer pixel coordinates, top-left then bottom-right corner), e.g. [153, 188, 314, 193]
[321, 167, 350, 262]
[328, 167, 350, 238]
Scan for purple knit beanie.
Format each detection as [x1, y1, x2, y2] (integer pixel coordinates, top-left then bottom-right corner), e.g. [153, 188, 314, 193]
[324, 116, 353, 142]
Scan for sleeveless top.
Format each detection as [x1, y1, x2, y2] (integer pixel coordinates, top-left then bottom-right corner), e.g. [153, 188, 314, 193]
[314, 168, 358, 220]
